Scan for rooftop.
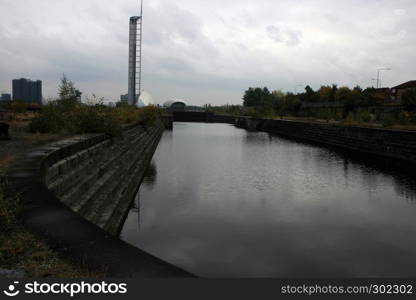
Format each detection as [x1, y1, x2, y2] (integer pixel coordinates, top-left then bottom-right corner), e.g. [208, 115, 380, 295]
[392, 80, 416, 89]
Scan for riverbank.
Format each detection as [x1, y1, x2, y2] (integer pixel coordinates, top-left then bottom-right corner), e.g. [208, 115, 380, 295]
[0, 130, 101, 278]
[211, 113, 416, 131]
[2, 116, 193, 278]
[235, 116, 416, 165]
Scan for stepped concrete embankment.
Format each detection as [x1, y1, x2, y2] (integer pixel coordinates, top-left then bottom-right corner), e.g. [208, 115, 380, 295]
[5, 118, 194, 277]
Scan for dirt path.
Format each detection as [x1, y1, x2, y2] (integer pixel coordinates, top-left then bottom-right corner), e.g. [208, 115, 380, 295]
[0, 129, 72, 176]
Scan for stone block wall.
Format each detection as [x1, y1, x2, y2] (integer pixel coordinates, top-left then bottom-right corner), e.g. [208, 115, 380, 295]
[235, 117, 416, 164]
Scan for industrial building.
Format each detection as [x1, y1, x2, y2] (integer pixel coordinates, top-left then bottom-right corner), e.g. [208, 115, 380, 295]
[164, 101, 186, 112]
[12, 78, 42, 104]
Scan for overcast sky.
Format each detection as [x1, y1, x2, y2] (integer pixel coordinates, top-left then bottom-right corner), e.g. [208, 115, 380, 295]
[0, 0, 415, 105]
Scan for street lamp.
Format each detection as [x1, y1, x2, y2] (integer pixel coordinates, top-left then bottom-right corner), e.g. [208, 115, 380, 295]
[376, 68, 391, 88]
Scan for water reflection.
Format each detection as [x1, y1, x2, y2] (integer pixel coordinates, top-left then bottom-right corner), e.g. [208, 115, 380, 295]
[121, 123, 416, 277]
[142, 162, 157, 189]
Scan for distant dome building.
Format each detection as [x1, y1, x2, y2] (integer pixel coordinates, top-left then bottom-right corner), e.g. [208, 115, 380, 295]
[136, 90, 155, 107]
[163, 100, 186, 112]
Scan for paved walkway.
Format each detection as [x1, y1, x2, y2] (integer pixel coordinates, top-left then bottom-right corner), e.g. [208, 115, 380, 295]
[20, 183, 194, 277]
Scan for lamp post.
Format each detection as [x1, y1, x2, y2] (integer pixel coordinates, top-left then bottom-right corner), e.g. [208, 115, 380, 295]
[376, 68, 391, 88]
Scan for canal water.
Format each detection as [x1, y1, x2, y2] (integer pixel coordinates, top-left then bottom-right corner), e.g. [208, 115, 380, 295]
[120, 122, 416, 277]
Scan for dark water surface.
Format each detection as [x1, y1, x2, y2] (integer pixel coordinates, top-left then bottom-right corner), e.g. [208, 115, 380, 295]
[120, 122, 416, 278]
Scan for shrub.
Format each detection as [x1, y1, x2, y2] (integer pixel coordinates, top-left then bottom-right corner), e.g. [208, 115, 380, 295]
[136, 105, 160, 126]
[343, 112, 356, 125]
[29, 103, 65, 133]
[29, 99, 160, 137]
[74, 105, 122, 136]
[250, 106, 275, 118]
[398, 111, 413, 125]
[355, 110, 371, 123]
[10, 100, 27, 113]
[111, 105, 160, 127]
[381, 115, 395, 128]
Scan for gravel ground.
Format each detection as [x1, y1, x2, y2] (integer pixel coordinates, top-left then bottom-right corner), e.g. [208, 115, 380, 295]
[0, 128, 71, 176]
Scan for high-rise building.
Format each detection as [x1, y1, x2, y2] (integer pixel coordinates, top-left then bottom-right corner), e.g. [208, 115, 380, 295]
[1, 93, 11, 101]
[127, 1, 143, 106]
[12, 78, 42, 104]
[120, 94, 128, 103]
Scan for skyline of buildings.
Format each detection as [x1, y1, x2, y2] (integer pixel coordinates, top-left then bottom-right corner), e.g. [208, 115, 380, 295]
[12, 78, 43, 104]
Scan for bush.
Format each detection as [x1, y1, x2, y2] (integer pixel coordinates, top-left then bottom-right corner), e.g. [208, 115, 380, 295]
[75, 105, 122, 137]
[316, 109, 331, 121]
[10, 100, 27, 113]
[343, 112, 356, 125]
[136, 105, 160, 126]
[29, 100, 159, 137]
[381, 115, 395, 128]
[110, 105, 160, 127]
[29, 102, 65, 133]
[355, 110, 371, 123]
[398, 111, 413, 125]
[242, 107, 264, 119]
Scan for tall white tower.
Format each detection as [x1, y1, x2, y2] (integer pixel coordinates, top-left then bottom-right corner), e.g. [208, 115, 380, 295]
[128, 1, 143, 105]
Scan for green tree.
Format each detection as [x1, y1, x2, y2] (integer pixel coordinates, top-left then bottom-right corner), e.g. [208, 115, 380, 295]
[330, 84, 338, 102]
[362, 87, 386, 106]
[282, 93, 301, 116]
[353, 85, 363, 93]
[335, 87, 353, 102]
[336, 87, 361, 117]
[300, 85, 318, 102]
[318, 86, 333, 102]
[243, 87, 273, 107]
[58, 74, 82, 101]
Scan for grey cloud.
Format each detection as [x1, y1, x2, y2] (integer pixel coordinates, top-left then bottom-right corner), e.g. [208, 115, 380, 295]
[0, 0, 416, 105]
[266, 25, 302, 47]
[284, 28, 302, 47]
[266, 25, 283, 43]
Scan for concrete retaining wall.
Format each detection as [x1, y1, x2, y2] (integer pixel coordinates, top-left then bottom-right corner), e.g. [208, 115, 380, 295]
[171, 112, 236, 124]
[212, 114, 236, 124]
[235, 117, 416, 164]
[5, 119, 194, 277]
[42, 120, 165, 235]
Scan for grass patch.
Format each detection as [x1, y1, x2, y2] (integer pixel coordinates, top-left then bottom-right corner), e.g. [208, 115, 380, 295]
[0, 188, 104, 278]
[0, 154, 16, 175]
